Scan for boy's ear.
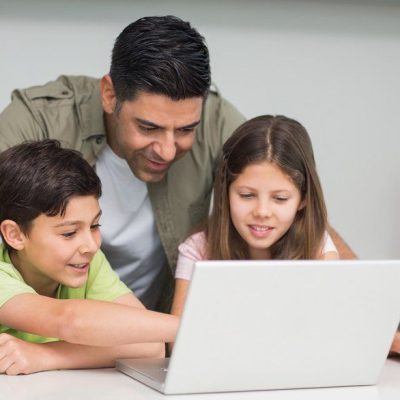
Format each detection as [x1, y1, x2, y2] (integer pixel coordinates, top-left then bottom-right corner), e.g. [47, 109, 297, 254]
[100, 74, 117, 114]
[0, 220, 26, 251]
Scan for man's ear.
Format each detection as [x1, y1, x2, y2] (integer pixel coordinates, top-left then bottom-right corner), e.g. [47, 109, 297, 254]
[100, 74, 117, 114]
[0, 220, 26, 251]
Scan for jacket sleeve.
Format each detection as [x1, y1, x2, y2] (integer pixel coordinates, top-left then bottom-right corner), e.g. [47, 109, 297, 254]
[0, 91, 45, 152]
[201, 90, 246, 163]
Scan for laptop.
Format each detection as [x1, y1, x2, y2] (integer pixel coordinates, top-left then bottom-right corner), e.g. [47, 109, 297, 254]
[116, 260, 400, 395]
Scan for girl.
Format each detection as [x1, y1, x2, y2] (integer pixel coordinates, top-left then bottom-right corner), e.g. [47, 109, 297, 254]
[171, 115, 338, 317]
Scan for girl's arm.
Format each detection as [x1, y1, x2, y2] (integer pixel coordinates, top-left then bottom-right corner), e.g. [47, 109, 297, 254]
[320, 251, 339, 260]
[168, 279, 190, 355]
[327, 226, 357, 259]
[390, 332, 400, 354]
[318, 231, 339, 260]
[170, 279, 190, 318]
[171, 231, 207, 319]
[0, 292, 178, 346]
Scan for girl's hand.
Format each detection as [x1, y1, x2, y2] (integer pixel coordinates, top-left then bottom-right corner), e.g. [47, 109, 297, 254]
[0, 333, 49, 375]
[390, 331, 400, 355]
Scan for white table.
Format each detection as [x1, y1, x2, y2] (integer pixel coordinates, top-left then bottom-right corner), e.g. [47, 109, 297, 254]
[0, 359, 399, 400]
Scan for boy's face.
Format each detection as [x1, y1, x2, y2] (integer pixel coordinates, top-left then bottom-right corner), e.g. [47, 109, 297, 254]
[13, 195, 102, 296]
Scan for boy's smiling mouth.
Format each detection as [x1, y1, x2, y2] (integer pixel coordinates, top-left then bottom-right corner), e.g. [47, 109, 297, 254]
[68, 263, 89, 270]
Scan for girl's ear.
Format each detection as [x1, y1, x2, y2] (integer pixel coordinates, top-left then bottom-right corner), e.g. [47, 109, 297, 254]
[298, 199, 306, 211]
[0, 220, 26, 251]
[100, 74, 117, 115]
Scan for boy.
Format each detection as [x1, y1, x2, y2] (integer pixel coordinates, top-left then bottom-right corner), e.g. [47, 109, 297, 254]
[0, 140, 178, 375]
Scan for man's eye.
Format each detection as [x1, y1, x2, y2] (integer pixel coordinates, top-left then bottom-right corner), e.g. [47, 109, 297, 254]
[62, 231, 76, 238]
[179, 128, 195, 135]
[139, 125, 157, 132]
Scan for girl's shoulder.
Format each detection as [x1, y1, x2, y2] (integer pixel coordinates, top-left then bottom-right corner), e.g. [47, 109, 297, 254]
[319, 231, 339, 259]
[178, 231, 208, 260]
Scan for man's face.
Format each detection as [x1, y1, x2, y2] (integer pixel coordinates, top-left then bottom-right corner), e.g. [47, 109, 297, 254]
[105, 91, 203, 183]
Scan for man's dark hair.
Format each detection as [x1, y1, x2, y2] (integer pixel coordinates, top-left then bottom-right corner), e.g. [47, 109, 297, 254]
[0, 139, 102, 251]
[110, 15, 211, 105]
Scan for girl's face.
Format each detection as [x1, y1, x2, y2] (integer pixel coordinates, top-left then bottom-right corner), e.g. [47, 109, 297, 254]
[229, 161, 303, 260]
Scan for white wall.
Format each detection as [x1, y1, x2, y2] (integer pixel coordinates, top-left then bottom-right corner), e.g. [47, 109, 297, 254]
[1, 0, 400, 258]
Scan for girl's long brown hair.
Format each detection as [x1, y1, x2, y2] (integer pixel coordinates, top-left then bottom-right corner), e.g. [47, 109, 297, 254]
[206, 115, 327, 260]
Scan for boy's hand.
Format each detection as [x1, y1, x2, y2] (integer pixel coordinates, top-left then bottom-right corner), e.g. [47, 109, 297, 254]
[0, 333, 49, 375]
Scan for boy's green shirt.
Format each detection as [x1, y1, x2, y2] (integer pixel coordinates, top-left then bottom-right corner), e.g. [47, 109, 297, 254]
[0, 245, 131, 343]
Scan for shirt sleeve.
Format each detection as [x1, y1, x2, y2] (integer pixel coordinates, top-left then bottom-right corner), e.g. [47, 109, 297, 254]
[321, 232, 339, 256]
[0, 262, 36, 308]
[84, 250, 131, 301]
[175, 232, 208, 281]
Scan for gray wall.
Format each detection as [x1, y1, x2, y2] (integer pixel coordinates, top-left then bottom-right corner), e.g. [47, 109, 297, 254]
[1, 0, 400, 258]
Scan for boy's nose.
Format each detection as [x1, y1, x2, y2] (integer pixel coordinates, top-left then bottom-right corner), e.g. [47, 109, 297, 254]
[79, 234, 99, 255]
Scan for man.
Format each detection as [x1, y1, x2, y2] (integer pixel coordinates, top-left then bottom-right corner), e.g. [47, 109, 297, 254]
[0, 16, 354, 312]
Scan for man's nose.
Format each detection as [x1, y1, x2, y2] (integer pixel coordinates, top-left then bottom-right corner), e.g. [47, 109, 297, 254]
[153, 132, 177, 162]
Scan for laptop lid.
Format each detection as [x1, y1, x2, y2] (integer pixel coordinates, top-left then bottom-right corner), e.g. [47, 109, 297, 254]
[118, 260, 400, 394]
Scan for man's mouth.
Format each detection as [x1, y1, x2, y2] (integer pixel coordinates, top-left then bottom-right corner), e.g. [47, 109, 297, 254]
[145, 158, 171, 172]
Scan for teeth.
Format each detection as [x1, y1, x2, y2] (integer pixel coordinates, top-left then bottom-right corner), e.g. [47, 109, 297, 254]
[252, 226, 271, 232]
[70, 264, 86, 269]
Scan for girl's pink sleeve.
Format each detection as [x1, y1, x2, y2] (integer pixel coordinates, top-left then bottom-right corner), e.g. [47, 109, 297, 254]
[322, 231, 339, 255]
[175, 232, 207, 281]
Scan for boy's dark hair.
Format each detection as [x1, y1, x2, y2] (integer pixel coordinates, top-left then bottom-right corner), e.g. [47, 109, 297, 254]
[0, 139, 102, 251]
[110, 15, 210, 106]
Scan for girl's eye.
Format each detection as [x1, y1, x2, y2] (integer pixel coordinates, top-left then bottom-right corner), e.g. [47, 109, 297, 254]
[62, 231, 76, 238]
[239, 193, 254, 199]
[275, 197, 289, 202]
[91, 223, 101, 230]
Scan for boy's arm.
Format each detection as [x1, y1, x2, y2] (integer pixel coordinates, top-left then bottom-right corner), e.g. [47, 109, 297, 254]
[327, 226, 357, 260]
[0, 292, 178, 346]
[0, 292, 167, 375]
[0, 333, 164, 375]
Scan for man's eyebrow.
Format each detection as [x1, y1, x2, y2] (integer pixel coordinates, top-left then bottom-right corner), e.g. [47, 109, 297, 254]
[135, 118, 201, 130]
[178, 120, 201, 130]
[53, 210, 102, 228]
[136, 118, 163, 129]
